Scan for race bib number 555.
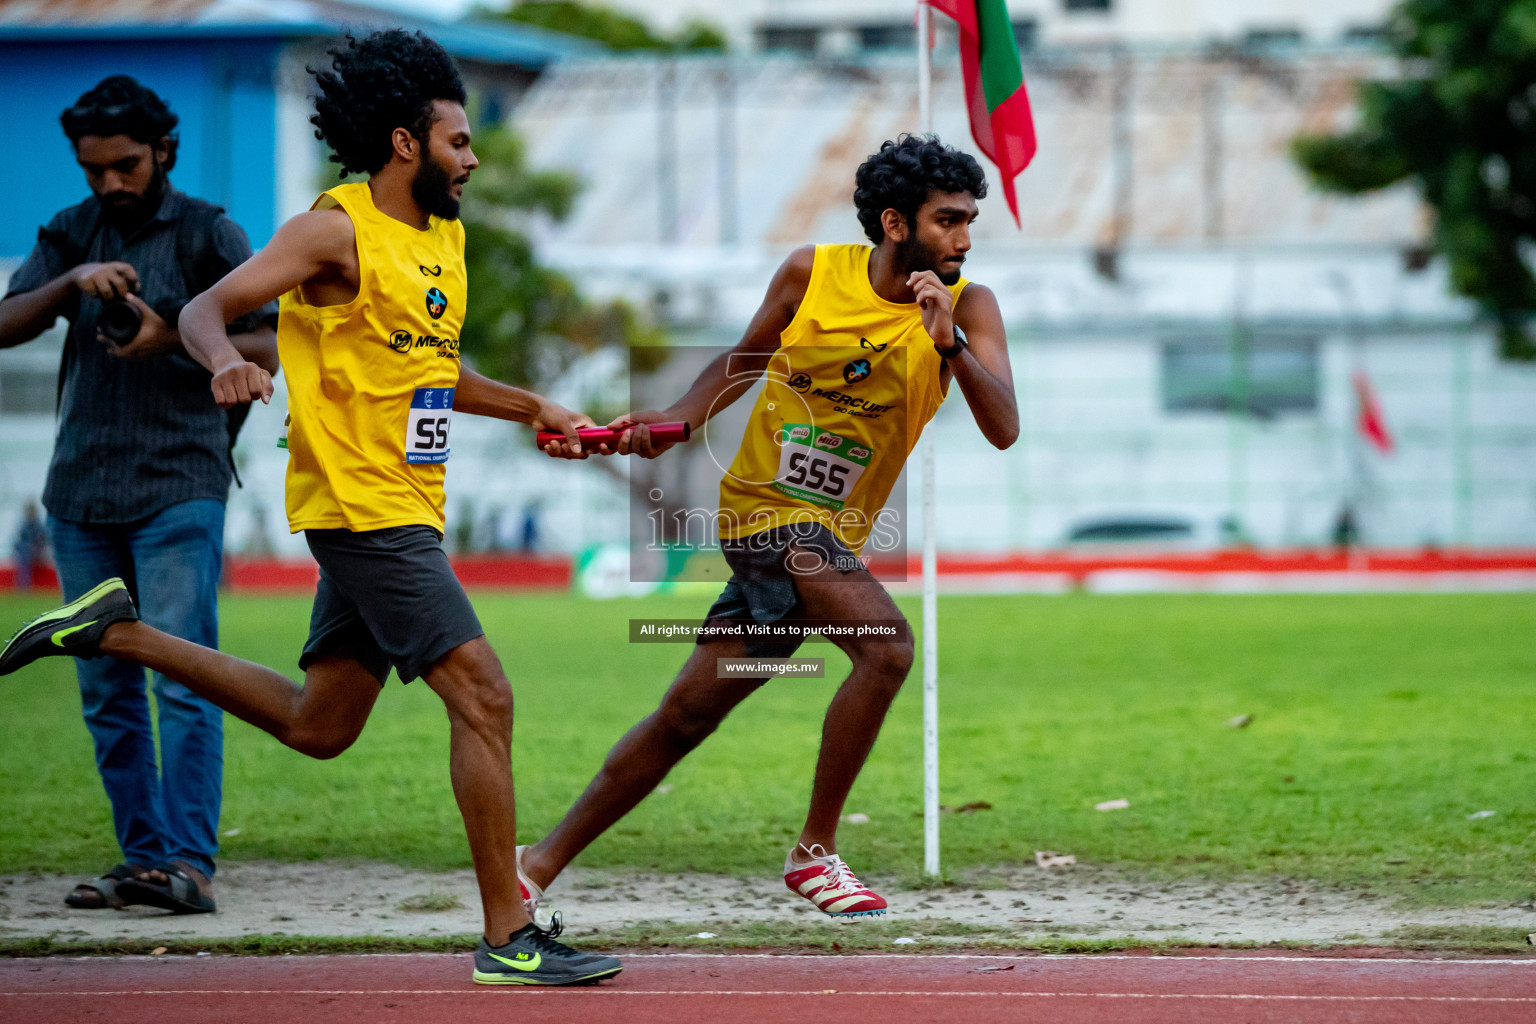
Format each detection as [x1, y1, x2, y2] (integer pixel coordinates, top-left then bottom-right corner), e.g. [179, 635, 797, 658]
[772, 424, 872, 510]
[406, 386, 454, 464]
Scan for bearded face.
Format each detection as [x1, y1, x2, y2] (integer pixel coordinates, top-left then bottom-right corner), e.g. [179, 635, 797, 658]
[894, 228, 962, 286]
[412, 148, 461, 221]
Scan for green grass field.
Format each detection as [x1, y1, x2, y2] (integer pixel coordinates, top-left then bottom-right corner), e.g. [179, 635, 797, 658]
[1, 591, 1532, 905]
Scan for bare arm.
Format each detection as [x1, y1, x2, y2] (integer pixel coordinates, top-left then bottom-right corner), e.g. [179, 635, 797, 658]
[0, 275, 75, 349]
[0, 261, 138, 349]
[231, 326, 279, 373]
[180, 209, 356, 408]
[914, 276, 1018, 450]
[94, 291, 278, 373]
[614, 245, 814, 458]
[1, 257, 276, 371]
[452, 367, 596, 457]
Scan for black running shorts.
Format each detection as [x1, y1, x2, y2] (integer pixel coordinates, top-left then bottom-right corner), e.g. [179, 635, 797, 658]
[698, 522, 864, 659]
[300, 525, 484, 684]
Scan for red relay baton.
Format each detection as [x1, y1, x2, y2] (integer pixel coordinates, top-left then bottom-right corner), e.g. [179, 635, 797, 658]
[535, 421, 691, 451]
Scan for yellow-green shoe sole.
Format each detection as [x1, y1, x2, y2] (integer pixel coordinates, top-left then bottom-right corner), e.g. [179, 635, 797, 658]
[23, 578, 123, 629]
[472, 966, 622, 986]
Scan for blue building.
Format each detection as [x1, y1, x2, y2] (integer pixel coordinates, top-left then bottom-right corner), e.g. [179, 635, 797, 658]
[0, 3, 591, 256]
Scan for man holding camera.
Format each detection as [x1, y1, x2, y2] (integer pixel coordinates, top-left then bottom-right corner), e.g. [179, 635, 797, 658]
[0, 76, 276, 914]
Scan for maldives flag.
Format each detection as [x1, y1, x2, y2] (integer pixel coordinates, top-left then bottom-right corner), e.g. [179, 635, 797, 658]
[1352, 370, 1394, 454]
[928, 0, 1037, 226]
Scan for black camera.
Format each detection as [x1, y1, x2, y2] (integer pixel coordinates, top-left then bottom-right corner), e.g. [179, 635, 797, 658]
[99, 298, 143, 346]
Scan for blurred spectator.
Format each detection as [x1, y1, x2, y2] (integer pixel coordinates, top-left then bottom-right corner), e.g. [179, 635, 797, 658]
[11, 501, 50, 589]
[519, 498, 542, 553]
[1333, 505, 1359, 553]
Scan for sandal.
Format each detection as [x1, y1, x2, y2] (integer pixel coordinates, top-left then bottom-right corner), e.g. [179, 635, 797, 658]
[64, 863, 144, 910]
[115, 862, 216, 915]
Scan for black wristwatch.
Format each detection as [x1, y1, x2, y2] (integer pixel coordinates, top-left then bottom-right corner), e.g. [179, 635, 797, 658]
[938, 325, 968, 360]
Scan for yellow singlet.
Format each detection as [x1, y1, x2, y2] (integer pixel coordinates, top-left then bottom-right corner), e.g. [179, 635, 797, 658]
[277, 182, 466, 533]
[717, 244, 966, 552]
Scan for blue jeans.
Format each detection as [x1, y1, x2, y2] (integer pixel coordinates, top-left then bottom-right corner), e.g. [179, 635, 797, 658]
[47, 500, 225, 879]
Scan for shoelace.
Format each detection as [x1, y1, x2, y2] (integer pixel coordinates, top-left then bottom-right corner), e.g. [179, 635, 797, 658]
[523, 914, 588, 957]
[794, 844, 867, 895]
[535, 910, 564, 940]
[823, 855, 868, 894]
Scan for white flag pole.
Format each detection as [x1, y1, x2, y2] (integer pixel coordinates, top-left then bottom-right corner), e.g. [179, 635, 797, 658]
[916, 0, 941, 879]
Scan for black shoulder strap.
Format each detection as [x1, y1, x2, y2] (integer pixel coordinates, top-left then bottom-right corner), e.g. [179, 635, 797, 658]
[173, 200, 251, 488]
[48, 204, 104, 412]
[173, 199, 224, 299]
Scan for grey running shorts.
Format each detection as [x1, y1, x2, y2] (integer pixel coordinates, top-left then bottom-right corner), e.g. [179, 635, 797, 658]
[699, 522, 864, 659]
[300, 525, 484, 684]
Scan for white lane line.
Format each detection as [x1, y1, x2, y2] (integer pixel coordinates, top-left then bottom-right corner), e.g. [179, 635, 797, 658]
[44, 952, 1536, 965]
[617, 952, 1536, 965]
[5, 990, 1535, 1002]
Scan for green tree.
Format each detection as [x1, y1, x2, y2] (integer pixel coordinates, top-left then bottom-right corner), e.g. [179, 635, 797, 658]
[459, 126, 666, 392]
[500, 1, 726, 52]
[1292, 0, 1536, 357]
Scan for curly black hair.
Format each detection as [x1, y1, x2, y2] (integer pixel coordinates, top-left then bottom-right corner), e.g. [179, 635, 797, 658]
[309, 30, 467, 178]
[60, 75, 180, 171]
[853, 135, 987, 244]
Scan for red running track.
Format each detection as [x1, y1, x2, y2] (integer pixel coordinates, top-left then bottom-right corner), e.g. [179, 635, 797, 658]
[3, 952, 1534, 1024]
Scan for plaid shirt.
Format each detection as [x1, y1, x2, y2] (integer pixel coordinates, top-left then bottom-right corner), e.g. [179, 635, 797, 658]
[5, 186, 276, 524]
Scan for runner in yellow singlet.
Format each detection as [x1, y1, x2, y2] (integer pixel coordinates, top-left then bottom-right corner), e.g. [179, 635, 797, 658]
[517, 136, 1019, 920]
[0, 31, 619, 986]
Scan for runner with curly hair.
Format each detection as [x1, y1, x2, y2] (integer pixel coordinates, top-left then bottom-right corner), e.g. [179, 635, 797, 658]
[517, 135, 1019, 922]
[0, 30, 619, 986]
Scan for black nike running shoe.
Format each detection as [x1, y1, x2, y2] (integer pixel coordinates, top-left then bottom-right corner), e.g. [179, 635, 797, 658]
[0, 578, 138, 676]
[473, 922, 622, 986]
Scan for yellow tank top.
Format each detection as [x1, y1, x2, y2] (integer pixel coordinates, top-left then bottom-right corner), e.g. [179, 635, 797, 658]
[277, 182, 466, 533]
[717, 244, 965, 552]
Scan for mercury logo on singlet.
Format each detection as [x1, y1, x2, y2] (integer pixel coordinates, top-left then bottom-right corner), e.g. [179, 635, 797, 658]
[808, 387, 894, 419]
[389, 329, 461, 358]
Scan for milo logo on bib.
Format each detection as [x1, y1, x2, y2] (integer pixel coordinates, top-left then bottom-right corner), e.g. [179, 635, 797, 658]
[814, 433, 843, 451]
[773, 424, 873, 511]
